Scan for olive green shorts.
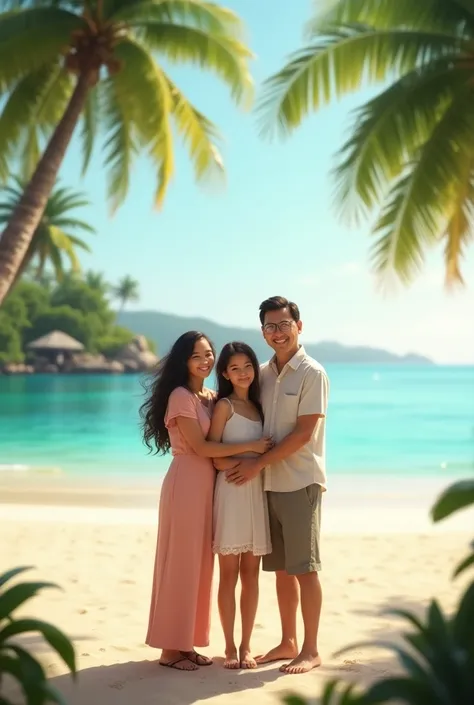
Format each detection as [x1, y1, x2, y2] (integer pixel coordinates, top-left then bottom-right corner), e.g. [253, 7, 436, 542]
[262, 484, 322, 575]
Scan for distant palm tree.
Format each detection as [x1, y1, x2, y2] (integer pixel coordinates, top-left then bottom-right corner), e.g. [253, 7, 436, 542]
[259, 0, 474, 287]
[0, 179, 94, 285]
[85, 271, 110, 294]
[0, 0, 253, 305]
[114, 276, 139, 311]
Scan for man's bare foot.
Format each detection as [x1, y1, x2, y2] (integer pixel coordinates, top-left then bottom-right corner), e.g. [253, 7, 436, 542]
[223, 649, 240, 669]
[280, 651, 321, 674]
[239, 647, 257, 669]
[256, 640, 298, 664]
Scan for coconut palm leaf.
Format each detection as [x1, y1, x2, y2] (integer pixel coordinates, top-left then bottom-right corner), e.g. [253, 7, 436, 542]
[138, 22, 253, 103]
[259, 0, 474, 285]
[258, 25, 465, 138]
[0, 8, 85, 91]
[80, 86, 99, 175]
[310, 0, 474, 36]
[333, 57, 471, 224]
[165, 73, 223, 181]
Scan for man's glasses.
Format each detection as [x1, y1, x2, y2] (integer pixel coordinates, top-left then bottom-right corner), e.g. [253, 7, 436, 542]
[262, 320, 294, 334]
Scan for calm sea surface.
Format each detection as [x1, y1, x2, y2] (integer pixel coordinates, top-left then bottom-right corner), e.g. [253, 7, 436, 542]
[0, 366, 473, 481]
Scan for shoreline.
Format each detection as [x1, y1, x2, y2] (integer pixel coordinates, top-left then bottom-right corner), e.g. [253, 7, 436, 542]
[1, 470, 472, 533]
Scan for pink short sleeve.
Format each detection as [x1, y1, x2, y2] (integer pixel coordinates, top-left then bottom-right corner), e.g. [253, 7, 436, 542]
[166, 387, 197, 428]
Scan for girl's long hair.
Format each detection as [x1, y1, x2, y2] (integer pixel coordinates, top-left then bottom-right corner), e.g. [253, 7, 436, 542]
[216, 341, 264, 422]
[140, 331, 215, 454]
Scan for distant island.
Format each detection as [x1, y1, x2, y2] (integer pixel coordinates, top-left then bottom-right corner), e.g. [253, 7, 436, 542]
[118, 310, 433, 365]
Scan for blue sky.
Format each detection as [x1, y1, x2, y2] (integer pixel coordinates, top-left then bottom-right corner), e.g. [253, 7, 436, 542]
[59, 0, 473, 364]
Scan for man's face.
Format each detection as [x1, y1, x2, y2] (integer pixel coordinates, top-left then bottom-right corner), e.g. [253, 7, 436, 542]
[262, 307, 302, 356]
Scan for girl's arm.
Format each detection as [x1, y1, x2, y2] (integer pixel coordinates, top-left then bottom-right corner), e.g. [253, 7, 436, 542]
[208, 400, 236, 471]
[176, 413, 271, 458]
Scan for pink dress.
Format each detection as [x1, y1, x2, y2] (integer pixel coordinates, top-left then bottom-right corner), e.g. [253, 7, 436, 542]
[146, 386, 215, 651]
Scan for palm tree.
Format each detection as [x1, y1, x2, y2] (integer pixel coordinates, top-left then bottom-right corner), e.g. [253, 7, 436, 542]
[114, 275, 139, 310]
[0, 0, 253, 305]
[0, 178, 94, 284]
[85, 270, 110, 294]
[259, 0, 474, 287]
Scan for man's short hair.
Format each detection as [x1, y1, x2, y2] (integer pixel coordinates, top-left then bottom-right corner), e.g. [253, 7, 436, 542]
[259, 296, 300, 326]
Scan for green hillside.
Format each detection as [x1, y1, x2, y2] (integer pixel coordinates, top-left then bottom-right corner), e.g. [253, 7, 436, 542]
[118, 310, 432, 364]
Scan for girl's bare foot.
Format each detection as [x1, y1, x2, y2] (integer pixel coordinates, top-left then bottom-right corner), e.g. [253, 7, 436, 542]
[239, 647, 257, 669]
[223, 648, 240, 669]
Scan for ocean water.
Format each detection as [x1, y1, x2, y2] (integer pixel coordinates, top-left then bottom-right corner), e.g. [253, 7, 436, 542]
[0, 366, 473, 481]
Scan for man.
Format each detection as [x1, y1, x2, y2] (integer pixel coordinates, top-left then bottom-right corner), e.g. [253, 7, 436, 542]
[223, 296, 329, 674]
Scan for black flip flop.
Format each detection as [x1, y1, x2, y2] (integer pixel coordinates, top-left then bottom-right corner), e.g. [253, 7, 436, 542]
[159, 657, 198, 671]
[180, 650, 213, 666]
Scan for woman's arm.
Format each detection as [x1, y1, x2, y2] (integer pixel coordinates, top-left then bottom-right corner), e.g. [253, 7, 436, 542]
[176, 414, 271, 458]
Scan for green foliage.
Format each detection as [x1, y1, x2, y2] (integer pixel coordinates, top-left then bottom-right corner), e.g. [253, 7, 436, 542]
[0, 0, 253, 210]
[0, 566, 76, 705]
[0, 313, 23, 364]
[260, 0, 474, 286]
[285, 477, 474, 705]
[96, 326, 134, 357]
[0, 273, 143, 364]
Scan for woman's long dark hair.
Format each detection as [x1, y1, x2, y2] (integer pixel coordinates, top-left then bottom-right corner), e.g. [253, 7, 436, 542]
[216, 342, 264, 422]
[140, 331, 215, 454]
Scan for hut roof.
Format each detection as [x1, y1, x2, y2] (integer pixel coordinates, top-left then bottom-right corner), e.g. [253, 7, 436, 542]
[27, 330, 84, 352]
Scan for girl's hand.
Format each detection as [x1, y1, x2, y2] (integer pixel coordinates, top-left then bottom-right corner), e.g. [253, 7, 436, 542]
[251, 436, 273, 454]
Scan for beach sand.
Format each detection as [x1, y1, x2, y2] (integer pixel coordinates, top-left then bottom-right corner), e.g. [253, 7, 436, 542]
[0, 474, 472, 705]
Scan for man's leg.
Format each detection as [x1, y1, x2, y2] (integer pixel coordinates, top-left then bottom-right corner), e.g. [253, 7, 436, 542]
[279, 484, 323, 674]
[256, 492, 299, 664]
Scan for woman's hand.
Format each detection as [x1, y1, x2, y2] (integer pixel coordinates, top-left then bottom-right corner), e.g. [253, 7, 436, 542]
[250, 436, 273, 454]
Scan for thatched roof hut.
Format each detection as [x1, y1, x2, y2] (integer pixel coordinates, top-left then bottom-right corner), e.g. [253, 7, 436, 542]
[27, 330, 84, 354]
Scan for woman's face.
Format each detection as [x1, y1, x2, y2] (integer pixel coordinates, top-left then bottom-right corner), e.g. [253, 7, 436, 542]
[224, 353, 255, 390]
[187, 337, 215, 380]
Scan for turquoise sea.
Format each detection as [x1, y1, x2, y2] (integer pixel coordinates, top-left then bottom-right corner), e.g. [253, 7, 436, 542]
[0, 366, 473, 481]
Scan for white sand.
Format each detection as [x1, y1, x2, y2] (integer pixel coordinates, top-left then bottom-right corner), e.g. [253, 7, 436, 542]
[0, 476, 472, 704]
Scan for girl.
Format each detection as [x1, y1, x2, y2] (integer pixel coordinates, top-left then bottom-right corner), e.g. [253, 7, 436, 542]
[209, 341, 272, 670]
[140, 331, 272, 672]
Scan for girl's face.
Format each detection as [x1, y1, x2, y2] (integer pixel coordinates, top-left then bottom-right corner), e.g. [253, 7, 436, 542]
[224, 353, 255, 390]
[187, 337, 215, 380]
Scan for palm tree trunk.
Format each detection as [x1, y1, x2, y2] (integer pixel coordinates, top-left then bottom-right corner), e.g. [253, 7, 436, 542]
[0, 70, 92, 306]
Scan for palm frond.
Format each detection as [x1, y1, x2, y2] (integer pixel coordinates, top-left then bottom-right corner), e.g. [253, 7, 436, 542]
[107, 38, 174, 208]
[309, 0, 474, 37]
[47, 188, 91, 214]
[102, 78, 137, 212]
[0, 61, 60, 181]
[258, 25, 466, 138]
[108, 0, 244, 38]
[0, 8, 85, 91]
[443, 160, 474, 287]
[370, 92, 474, 284]
[52, 218, 96, 234]
[165, 72, 224, 183]
[133, 22, 253, 105]
[80, 86, 99, 175]
[62, 233, 92, 252]
[333, 57, 471, 223]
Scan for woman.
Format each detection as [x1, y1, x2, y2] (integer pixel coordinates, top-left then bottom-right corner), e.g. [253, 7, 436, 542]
[140, 331, 272, 672]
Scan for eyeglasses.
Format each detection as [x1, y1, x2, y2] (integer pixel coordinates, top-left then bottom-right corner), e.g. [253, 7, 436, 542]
[262, 320, 294, 334]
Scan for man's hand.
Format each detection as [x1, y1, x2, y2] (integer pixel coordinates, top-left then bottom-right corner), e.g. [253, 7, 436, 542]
[225, 458, 261, 486]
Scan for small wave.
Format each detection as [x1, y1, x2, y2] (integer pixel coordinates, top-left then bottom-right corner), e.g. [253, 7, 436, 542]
[0, 464, 62, 474]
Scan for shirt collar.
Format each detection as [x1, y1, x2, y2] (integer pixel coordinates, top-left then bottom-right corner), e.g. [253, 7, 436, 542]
[270, 345, 306, 374]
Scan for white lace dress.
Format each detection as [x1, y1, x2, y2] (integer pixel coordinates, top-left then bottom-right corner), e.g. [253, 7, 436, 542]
[213, 400, 272, 556]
